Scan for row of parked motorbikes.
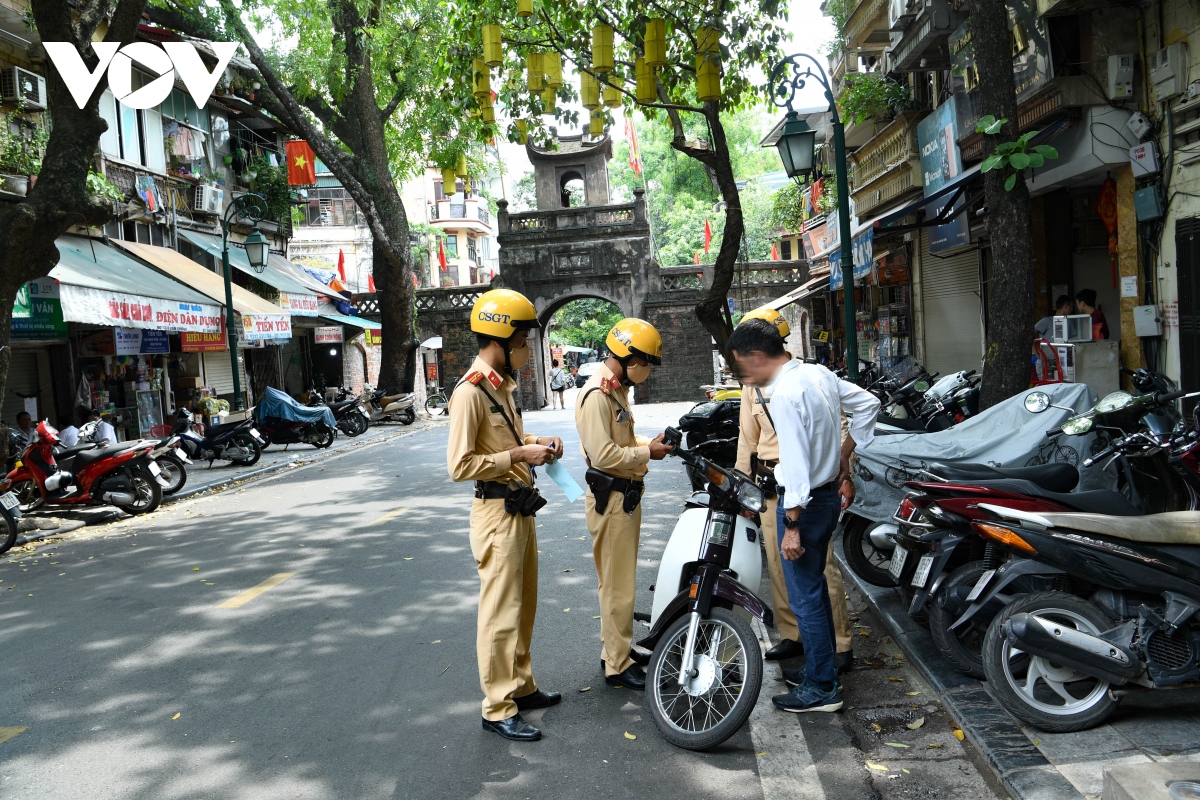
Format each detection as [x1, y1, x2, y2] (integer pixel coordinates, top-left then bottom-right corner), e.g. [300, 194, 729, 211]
[0, 385, 422, 556]
[672, 358, 1200, 737]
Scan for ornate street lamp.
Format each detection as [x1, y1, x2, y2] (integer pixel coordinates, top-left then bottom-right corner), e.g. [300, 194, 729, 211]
[221, 192, 270, 410]
[769, 53, 859, 382]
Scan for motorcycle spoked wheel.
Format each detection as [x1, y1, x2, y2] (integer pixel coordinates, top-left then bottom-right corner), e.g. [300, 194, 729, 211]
[155, 454, 188, 496]
[113, 471, 163, 515]
[0, 506, 17, 554]
[10, 478, 42, 513]
[312, 427, 335, 449]
[227, 435, 262, 466]
[841, 516, 899, 588]
[647, 608, 763, 750]
[398, 407, 416, 426]
[981, 591, 1118, 733]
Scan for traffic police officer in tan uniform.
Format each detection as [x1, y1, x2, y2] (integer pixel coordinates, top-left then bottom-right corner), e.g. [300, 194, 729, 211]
[734, 307, 854, 673]
[576, 318, 672, 690]
[447, 288, 564, 742]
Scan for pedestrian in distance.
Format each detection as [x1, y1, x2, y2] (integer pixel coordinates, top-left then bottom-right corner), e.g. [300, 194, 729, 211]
[548, 359, 568, 409]
[1074, 288, 1110, 340]
[576, 319, 672, 692]
[727, 319, 880, 714]
[1034, 295, 1073, 340]
[733, 308, 855, 675]
[446, 288, 565, 742]
[12, 411, 33, 449]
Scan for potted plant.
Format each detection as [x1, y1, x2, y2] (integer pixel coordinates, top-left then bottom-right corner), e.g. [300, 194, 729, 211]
[0, 119, 46, 196]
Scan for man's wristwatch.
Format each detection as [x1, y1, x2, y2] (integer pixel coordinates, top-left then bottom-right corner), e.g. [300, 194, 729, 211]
[782, 515, 801, 530]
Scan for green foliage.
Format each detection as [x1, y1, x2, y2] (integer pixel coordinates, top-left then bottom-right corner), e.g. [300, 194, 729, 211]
[822, 0, 850, 57]
[86, 171, 124, 202]
[510, 173, 536, 212]
[550, 299, 623, 349]
[0, 116, 47, 176]
[975, 115, 1059, 192]
[248, 154, 293, 223]
[771, 181, 806, 232]
[838, 74, 918, 126]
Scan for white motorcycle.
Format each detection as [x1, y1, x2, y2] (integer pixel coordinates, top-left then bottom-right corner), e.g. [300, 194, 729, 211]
[639, 426, 771, 750]
[363, 388, 417, 425]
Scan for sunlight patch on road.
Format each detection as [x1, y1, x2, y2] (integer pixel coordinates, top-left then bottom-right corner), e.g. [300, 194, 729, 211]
[368, 507, 409, 526]
[217, 573, 296, 609]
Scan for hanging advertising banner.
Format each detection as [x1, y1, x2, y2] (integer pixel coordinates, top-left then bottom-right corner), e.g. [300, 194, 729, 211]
[314, 326, 343, 344]
[80, 329, 116, 356]
[115, 328, 170, 355]
[241, 314, 293, 342]
[59, 284, 222, 333]
[828, 228, 874, 290]
[182, 329, 228, 353]
[917, 96, 971, 253]
[12, 278, 67, 340]
[800, 219, 832, 261]
[278, 291, 320, 316]
[365, 329, 382, 346]
[875, 251, 910, 286]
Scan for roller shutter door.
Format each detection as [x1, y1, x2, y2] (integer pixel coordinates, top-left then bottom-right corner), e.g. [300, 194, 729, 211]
[919, 228, 983, 377]
[3, 351, 40, 425]
[202, 350, 248, 398]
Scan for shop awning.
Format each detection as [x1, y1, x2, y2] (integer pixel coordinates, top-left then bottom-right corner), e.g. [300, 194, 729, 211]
[267, 254, 344, 298]
[320, 312, 381, 330]
[767, 275, 828, 310]
[874, 164, 984, 230]
[177, 230, 329, 304]
[52, 236, 223, 333]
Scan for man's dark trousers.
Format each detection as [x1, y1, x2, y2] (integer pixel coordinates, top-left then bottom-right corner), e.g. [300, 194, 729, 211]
[776, 483, 841, 687]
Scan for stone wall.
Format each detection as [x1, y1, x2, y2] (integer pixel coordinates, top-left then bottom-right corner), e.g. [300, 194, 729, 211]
[641, 293, 714, 404]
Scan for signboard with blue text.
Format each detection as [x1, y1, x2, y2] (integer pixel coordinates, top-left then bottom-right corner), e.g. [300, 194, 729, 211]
[917, 96, 971, 253]
[829, 228, 874, 290]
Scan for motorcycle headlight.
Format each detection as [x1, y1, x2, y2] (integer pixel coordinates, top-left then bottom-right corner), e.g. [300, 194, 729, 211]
[736, 481, 765, 514]
[1061, 416, 1094, 436]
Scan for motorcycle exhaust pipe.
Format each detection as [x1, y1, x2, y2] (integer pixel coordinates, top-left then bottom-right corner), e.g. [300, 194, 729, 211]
[1003, 612, 1140, 685]
[100, 491, 136, 506]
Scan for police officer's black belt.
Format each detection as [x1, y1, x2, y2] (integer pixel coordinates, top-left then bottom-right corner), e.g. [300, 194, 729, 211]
[585, 467, 644, 514]
[474, 480, 508, 499]
[474, 480, 546, 516]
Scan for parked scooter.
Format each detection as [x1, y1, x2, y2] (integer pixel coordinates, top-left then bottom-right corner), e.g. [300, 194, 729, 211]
[363, 388, 417, 425]
[638, 426, 770, 750]
[256, 386, 338, 449]
[148, 435, 191, 495]
[676, 398, 740, 491]
[4, 421, 162, 515]
[173, 409, 264, 466]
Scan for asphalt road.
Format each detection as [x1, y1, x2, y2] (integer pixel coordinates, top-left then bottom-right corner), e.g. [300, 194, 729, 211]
[0, 401, 1006, 800]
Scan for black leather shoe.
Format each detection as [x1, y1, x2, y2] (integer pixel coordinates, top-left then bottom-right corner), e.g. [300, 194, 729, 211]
[835, 650, 854, 675]
[515, 690, 562, 711]
[605, 664, 647, 690]
[482, 714, 542, 741]
[765, 639, 804, 660]
[629, 648, 651, 666]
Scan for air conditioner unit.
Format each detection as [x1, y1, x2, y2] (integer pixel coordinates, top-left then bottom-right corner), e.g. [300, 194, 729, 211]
[193, 184, 224, 215]
[0, 67, 46, 110]
[889, 0, 917, 31]
[1151, 43, 1188, 102]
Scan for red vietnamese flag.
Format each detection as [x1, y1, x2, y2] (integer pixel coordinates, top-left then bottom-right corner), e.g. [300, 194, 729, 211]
[703, 218, 712, 253]
[368, 273, 377, 292]
[438, 238, 448, 271]
[694, 249, 701, 265]
[286, 140, 317, 185]
[770, 242, 779, 261]
[337, 249, 347, 282]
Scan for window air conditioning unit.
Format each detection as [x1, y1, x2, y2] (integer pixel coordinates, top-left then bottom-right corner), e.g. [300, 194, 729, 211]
[889, 0, 917, 31]
[194, 184, 224, 215]
[0, 67, 46, 110]
[1151, 43, 1188, 102]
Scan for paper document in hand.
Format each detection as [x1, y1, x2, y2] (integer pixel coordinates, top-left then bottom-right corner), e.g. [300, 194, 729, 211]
[545, 458, 584, 502]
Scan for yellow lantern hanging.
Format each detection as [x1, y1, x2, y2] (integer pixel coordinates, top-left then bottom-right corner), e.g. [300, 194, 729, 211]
[644, 18, 666, 68]
[696, 27, 721, 102]
[526, 51, 544, 92]
[580, 70, 600, 110]
[544, 51, 563, 88]
[541, 87, 557, 114]
[514, 118, 528, 144]
[635, 57, 656, 104]
[464, 178, 472, 195]
[592, 24, 614, 73]
[517, 0, 533, 17]
[456, 152, 468, 178]
[481, 106, 496, 124]
[482, 24, 503, 68]
[589, 110, 604, 137]
[472, 59, 492, 99]
[441, 167, 457, 190]
[603, 79, 621, 108]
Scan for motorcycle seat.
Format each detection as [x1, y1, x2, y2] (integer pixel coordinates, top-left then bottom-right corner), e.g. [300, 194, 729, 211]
[926, 461, 1079, 493]
[1037, 511, 1200, 545]
[328, 399, 357, 412]
[206, 421, 245, 437]
[966, 479, 1141, 517]
[879, 415, 928, 432]
[72, 444, 134, 469]
[53, 443, 97, 459]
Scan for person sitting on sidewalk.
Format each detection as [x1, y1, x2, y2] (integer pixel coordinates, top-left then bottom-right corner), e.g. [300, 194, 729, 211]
[727, 319, 880, 713]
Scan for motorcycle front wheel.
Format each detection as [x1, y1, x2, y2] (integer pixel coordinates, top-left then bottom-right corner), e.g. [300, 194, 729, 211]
[227, 435, 262, 466]
[0, 505, 17, 554]
[114, 471, 162, 515]
[648, 608, 763, 751]
[11, 478, 41, 513]
[842, 516, 898, 588]
[313, 427, 335, 449]
[156, 454, 188, 496]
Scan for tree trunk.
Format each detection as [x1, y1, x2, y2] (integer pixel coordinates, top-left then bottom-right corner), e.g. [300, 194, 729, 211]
[971, 0, 1036, 408]
[0, 0, 145, 413]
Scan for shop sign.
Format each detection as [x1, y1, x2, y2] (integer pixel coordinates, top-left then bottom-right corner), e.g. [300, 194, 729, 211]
[182, 329, 228, 353]
[426, 363, 438, 381]
[829, 228, 873, 290]
[12, 278, 66, 340]
[917, 97, 971, 254]
[80, 329, 116, 356]
[875, 251, 910, 287]
[364, 329, 382, 346]
[315, 326, 343, 344]
[279, 291, 320, 316]
[800, 219, 832, 260]
[241, 314, 293, 341]
[115, 328, 170, 355]
[59, 284, 222, 333]
[812, 330, 830, 342]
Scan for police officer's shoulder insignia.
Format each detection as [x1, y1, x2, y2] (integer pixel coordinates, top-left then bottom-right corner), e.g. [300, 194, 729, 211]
[486, 371, 502, 388]
[465, 371, 485, 385]
[600, 376, 615, 395]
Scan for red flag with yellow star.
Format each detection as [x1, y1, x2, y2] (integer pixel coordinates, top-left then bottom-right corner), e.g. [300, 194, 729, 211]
[286, 140, 316, 185]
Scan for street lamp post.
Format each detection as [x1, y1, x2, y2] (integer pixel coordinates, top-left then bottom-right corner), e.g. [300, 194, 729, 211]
[220, 192, 270, 411]
[769, 53, 859, 382]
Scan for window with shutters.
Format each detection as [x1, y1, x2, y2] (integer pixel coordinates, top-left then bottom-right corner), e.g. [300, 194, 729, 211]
[467, 236, 477, 263]
[1175, 218, 1200, 400]
[301, 188, 359, 227]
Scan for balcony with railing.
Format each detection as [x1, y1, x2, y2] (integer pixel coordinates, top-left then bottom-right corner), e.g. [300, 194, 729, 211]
[428, 198, 493, 232]
[843, 0, 891, 53]
[887, 0, 963, 73]
[847, 111, 925, 217]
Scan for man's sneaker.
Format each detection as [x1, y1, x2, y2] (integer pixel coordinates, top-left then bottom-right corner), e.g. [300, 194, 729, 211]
[772, 678, 843, 713]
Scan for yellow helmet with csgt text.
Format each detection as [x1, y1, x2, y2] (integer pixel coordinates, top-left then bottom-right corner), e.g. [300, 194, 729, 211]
[606, 318, 662, 365]
[740, 306, 790, 339]
[470, 289, 540, 339]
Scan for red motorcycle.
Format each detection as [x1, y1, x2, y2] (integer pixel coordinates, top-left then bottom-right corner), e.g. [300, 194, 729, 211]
[4, 421, 163, 515]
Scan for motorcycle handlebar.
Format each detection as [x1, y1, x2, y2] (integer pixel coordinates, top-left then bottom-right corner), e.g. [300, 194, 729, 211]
[1157, 389, 1188, 404]
[1046, 427, 1063, 438]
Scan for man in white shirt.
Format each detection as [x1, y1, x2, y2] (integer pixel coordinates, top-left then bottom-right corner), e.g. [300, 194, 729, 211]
[728, 320, 880, 713]
[57, 417, 80, 448]
[90, 409, 117, 446]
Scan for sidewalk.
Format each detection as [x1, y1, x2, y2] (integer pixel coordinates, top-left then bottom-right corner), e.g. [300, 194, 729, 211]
[835, 538, 1200, 800]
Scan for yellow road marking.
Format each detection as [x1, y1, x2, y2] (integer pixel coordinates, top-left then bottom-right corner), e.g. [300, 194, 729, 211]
[217, 573, 295, 609]
[0, 727, 27, 745]
[369, 507, 409, 526]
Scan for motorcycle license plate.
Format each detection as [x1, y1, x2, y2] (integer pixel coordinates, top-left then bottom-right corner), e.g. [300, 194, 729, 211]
[0, 492, 19, 511]
[911, 555, 935, 588]
[250, 429, 264, 442]
[147, 461, 161, 477]
[965, 569, 996, 602]
[889, 544, 908, 580]
[175, 448, 189, 461]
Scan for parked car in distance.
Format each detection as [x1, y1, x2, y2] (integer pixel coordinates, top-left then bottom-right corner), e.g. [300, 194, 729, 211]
[575, 361, 603, 388]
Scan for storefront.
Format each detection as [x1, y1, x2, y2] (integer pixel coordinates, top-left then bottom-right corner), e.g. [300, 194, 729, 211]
[8, 277, 69, 428]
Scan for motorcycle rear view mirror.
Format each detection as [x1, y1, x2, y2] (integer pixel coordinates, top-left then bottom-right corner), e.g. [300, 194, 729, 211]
[1024, 392, 1051, 414]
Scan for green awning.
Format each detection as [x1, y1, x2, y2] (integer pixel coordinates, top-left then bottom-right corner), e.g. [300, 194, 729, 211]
[178, 229, 325, 298]
[54, 236, 214, 304]
[320, 312, 381, 330]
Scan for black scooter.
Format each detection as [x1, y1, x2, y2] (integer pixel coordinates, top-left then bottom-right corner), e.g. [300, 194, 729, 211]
[173, 409, 264, 466]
